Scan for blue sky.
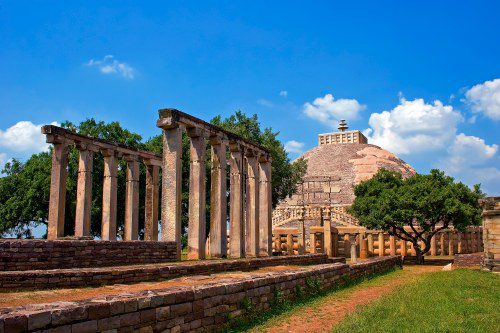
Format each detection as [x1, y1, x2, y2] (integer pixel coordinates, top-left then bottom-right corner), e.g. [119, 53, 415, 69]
[1, 1, 499, 194]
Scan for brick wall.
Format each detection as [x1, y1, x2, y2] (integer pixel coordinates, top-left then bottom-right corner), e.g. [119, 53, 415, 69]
[0, 240, 178, 271]
[0, 254, 335, 291]
[0, 256, 400, 332]
[453, 253, 483, 267]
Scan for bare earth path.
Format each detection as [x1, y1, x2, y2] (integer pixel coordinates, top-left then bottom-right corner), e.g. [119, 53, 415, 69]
[249, 265, 442, 333]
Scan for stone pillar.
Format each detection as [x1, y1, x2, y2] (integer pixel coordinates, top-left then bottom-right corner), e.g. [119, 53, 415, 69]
[323, 207, 333, 257]
[440, 233, 446, 256]
[297, 208, 306, 255]
[480, 197, 499, 272]
[47, 140, 69, 239]
[160, 126, 183, 258]
[258, 157, 272, 256]
[209, 136, 227, 258]
[310, 233, 317, 254]
[187, 128, 207, 260]
[400, 239, 407, 257]
[245, 150, 260, 257]
[430, 235, 437, 256]
[74, 144, 94, 238]
[286, 233, 294, 255]
[101, 150, 118, 241]
[389, 235, 396, 256]
[359, 233, 368, 259]
[124, 155, 140, 240]
[229, 144, 245, 258]
[378, 232, 385, 257]
[144, 162, 160, 241]
[350, 234, 358, 263]
[448, 231, 455, 255]
[332, 228, 339, 257]
[367, 233, 374, 256]
[457, 232, 463, 254]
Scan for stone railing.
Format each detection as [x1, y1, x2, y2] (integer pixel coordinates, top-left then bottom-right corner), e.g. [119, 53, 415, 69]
[273, 205, 358, 228]
[41, 125, 162, 242]
[157, 109, 272, 260]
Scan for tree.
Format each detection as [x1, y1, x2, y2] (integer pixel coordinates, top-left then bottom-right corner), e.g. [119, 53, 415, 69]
[0, 112, 307, 240]
[348, 169, 483, 263]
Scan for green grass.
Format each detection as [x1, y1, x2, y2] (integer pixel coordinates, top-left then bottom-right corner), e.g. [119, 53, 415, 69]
[334, 269, 500, 333]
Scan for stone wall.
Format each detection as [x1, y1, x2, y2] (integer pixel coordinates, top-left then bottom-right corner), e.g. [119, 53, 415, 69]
[453, 253, 483, 267]
[480, 197, 500, 272]
[0, 256, 400, 332]
[0, 254, 335, 291]
[0, 240, 178, 271]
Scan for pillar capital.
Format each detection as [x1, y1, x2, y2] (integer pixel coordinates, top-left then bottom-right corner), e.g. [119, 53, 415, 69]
[124, 154, 139, 162]
[74, 141, 99, 152]
[186, 127, 206, 138]
[157, 108, 181, 129]
[100, 148, 121, 158]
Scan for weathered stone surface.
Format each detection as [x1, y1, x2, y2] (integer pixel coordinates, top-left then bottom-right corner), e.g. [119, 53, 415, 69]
[245, 152, 260, 257]
[101, 152, 118, 241]
[229, 145, 245, 258]
[124, 156, 140, 241]
[47, 142, 69, 239]
[74, 148, 94, 237]
[144, 164, 160, 241]
[209, 138, 228, 258]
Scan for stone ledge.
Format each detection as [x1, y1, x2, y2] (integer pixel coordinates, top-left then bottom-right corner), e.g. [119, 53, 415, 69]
[0, 254, 335, 291]
[0, 256, 400, 333]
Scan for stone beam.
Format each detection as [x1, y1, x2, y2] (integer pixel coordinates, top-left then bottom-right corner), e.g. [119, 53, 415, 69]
[187, 127, 207, 260]
[74, 143, 97, 238]
[229, 143, 245, 258]
[124, 155, 140, 240]
[144, 161, 160, 241]
[209, 135, 228, 258]
[101, 149, 119, 241]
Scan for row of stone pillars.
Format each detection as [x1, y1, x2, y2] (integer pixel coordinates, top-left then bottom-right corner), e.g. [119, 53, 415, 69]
[157, 109, 272, 260]
[42, 125, 162, 241]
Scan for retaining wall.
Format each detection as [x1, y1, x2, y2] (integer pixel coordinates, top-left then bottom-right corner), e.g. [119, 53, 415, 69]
[0, 240, 178, 271]
[0, 254, 336, 291]
[0, 256, 400, 333]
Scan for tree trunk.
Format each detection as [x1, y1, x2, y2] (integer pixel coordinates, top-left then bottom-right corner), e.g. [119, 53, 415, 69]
[415, 247, 425, 264]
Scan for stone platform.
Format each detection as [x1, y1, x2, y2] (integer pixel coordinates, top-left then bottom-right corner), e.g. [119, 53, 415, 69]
[0, 254, 338, 291]
[0, 256, 400, 332]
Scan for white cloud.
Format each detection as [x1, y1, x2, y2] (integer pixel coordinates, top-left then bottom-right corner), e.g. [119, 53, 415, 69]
[87, 55, 135, 79]
[303, 93, 365, 126]
[257, 99, 274, 107]
[279, 90, 288, 97]
[365, 97, 462, 155]
[464, 78, 500, 120]
[0, 153, 7, 175]
[0, 121, 59, 156]
[284, 140, 305, 154]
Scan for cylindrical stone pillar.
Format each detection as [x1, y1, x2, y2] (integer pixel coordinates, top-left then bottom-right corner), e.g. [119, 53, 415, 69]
[400, 239, 407, 257]
[258, 157, 272, 256]
[74, 144, 94, 238]
[430, 235, 437, 256]
[440, 233, 446, 256]
[359, 233, 368, 259]
[187, 128, 207, 260]
[101, 150, 118, 241]
[144, 162, 160, 241]
[367, 233, 374, 256]
[297, 208, 306, 255]
[209, 136, 227, 258]
[310, 233, 317, 254]
[229, 144, 245, 258]
[448, 231, 455, 255]
[378, 232, 385, 257]
[245, 150, 260, 257]
[124, 155, 140, 241]
[323, 207, 333, 257]
[389, 235, 396, 256]
[286, 233, 294, 255]
[47, 140, 70, 239]
[350, 234, 358, 263]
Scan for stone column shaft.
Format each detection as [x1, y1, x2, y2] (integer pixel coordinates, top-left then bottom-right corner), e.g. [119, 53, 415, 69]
[258, 159, 272, 256]
[161, 126, 183, 258]
[229, 146, 245, 258]
[350, 234, 358, 263]
[400, 239, 407, 257]
[187, 130, 206, 260]
[144, 164, 160, 241]
[430, 235, 437, 256]
[323, 208, 333, 257]
[378, 232, 385, 257]
[75, 148, 94, 238]
[209, 139, 227, 258]
[245, 153, 260, 257]
[389, 235, 396, 255]
[47, 141, 69, 239]
[448, 232, 455, 255]
[440, 233, 446, 256]
[102, 152, 118, 240]
[124, 157, 140, 240]
[367, 233, 374, 256]
[297, 216, 306, 255]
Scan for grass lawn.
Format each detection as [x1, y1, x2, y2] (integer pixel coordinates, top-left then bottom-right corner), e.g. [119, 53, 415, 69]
[334, 269, 500, 333]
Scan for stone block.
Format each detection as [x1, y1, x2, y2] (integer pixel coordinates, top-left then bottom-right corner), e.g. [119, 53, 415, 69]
[71, 320, 97, 333]
[28, 311, 51, 330]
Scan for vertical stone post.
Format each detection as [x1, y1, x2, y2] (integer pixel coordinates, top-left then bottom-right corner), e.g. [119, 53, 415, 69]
[286, 233, 294, 255]
[187, 128, 207, 260]
[159, 124, 183, 259]
[332, 228, 339, 257]
[258, 156, 272, 256]
[430, 235, 437, 256]
[229, 144, 245, 258]
[47, 139, 69, 240]
[378, 232, 385, 257]
[101, 150, 118, 241]
[74, 144, 95, 238]
[344, 234, 351, 258]
[448, 231, 455, 255]
[389, 235, 396, 256]
[400, 239, 407, 257]
[144, 161, 160, 241]
[310, 233, 317, 254]
[440, 233, 446, 256]
[209, 135, 227, 258]
[367, 233, 374, 256]
[457, 232, 463, 254]
[124, 155, 140, 240]
[323, 207, 333, 257]
[297, 207, 306, 255]
[359, 233, 368, 259]
[245, 150, 260, 257]
[480, 197, 500, 272]
[350, 234, 358, 263]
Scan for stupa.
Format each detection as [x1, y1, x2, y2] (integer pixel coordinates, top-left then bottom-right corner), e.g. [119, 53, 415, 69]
[273, 120, 416, 229]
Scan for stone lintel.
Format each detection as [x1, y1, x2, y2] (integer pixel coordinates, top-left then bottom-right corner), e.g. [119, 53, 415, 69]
[143, 158, 162, 167]
[74, 141, 99, 152]
[123, 153, 140, 162]
[186, 126, 207, 138]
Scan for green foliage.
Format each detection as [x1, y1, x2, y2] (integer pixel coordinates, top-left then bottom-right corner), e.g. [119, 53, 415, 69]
[349, 168, 483, 261]
[294, 284, 305, 299]
[272, 287, 285, 306]
[334, 269, 500, 333]
[240, 296, 253, 312]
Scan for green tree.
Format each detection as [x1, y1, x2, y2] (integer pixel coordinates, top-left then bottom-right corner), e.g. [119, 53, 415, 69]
[348, 169, 483, 263]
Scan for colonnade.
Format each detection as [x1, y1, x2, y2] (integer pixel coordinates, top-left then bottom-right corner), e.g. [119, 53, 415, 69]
[157, 109, 272, 260]
[42, 125, 162, 241]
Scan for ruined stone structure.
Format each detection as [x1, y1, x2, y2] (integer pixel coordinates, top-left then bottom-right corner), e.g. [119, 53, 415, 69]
[480, 197, 500, 272]
[273, 121, 415, 232]
[40, 109, 272, 262]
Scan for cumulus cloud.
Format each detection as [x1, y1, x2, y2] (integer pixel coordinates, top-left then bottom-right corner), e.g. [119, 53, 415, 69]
[365, 97, 462, 155]
[284, 140, 305, 154]
[279, 90, 288, 97]
[464, 78, 500, 120]
[257, 99, 274, 107]
[0, 121, 58, 155]
[87, 55, 135, 79]
[303, 93, 365, 126]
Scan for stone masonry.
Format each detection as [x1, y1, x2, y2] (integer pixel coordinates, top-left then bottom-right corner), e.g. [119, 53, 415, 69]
[480, 196, 500, 272]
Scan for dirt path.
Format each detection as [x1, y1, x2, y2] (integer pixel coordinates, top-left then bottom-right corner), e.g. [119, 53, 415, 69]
[253, 265, 442, 333]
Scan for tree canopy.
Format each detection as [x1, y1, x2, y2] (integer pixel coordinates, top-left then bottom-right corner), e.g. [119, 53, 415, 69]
[348, 169, 483, 263]
[0, 112, 306, 240]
